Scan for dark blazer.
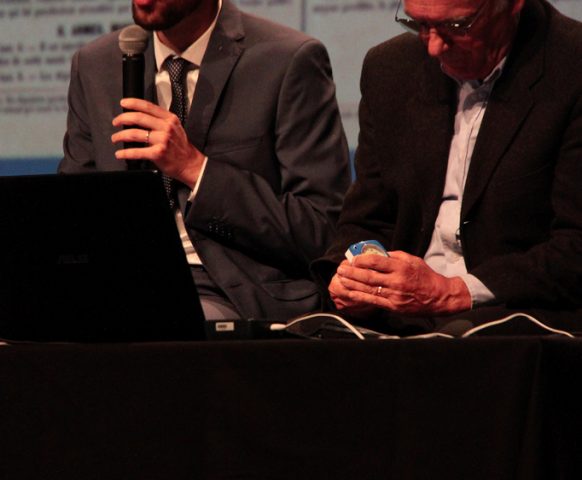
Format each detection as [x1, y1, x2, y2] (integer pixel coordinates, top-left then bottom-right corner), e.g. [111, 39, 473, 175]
[59, 0, 351, 320]
[316, 0, 582, 311]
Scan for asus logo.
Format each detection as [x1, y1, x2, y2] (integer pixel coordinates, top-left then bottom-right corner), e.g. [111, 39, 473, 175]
[57, 253, 90, 265]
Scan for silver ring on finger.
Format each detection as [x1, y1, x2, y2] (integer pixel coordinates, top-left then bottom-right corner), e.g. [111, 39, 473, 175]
[375, 285, 382, 296]
[145, 130, 151, 145]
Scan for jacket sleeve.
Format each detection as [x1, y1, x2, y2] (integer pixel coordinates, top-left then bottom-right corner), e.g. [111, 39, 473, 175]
[60, 50, 96, 172]
[310, 50, 396, 285]
[184, 39, 351, 269]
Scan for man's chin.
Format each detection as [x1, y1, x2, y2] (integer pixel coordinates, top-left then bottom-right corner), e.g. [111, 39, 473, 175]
[132, 6, 170, 31]
[441, 62, 475, 82]
[133, 17, 159, 31]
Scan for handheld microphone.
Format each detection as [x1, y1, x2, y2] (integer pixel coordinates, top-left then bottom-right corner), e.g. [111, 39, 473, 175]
[118, 25, 149, 165]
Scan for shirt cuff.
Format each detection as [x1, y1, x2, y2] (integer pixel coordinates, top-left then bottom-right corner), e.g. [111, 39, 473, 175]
[187, 156, 209, 202]
[459, 273, 496, 308]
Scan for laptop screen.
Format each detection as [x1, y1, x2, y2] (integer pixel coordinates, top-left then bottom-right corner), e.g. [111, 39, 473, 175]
[0, 170, 206, 342]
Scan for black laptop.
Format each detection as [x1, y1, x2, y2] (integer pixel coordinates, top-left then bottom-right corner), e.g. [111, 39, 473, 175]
[0, 170, 206, 342]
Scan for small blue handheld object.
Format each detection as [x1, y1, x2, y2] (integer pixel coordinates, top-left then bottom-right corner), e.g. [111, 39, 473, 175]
[345, 240, 388, 262]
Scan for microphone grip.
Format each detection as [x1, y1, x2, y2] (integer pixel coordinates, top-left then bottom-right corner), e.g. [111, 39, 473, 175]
[122, 53, 144, 150]
[122, 54, 145, 99]
[122, 54, 146, 169]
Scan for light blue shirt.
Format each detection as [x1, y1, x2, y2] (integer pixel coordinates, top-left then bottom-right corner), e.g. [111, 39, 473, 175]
[424, 61, 505, 307]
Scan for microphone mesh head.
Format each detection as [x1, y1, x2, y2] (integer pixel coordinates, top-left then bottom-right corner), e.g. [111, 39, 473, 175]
[119, 25, 149, 55]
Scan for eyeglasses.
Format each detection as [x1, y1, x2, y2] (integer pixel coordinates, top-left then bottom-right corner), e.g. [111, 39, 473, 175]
[394, 0, 489, 37]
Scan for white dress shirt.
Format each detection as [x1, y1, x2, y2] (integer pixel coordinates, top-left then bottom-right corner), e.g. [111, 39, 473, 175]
[152, 1, 221, 265]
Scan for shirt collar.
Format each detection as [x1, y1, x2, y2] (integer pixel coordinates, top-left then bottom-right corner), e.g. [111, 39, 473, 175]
[153, 0, 222, 70]
[446, 56, 507, 90]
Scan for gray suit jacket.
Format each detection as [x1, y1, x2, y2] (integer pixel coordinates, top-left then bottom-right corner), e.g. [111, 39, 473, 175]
[316, 0, 582, 313]
[60, 0, 350, 320]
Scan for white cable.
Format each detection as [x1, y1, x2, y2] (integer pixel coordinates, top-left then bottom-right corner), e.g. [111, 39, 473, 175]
[270, 311, 576, 340]
[270, 312, 366, 340]
[402, 332, 455, 340]
[460, 312, 574, 338]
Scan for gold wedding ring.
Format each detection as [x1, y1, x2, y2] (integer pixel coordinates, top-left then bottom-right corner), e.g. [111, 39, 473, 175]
[145, 130, 151, 144]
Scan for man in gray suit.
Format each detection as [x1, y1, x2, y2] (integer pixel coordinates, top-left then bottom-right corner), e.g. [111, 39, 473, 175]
[315, 0, 582, 333]
[60, 0, 350, 320]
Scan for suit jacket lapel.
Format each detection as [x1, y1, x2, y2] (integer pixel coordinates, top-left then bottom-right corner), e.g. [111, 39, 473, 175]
[412, 58, 457, 233]
[186, 0, 244, 150]
[461, 0, 545, 219]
